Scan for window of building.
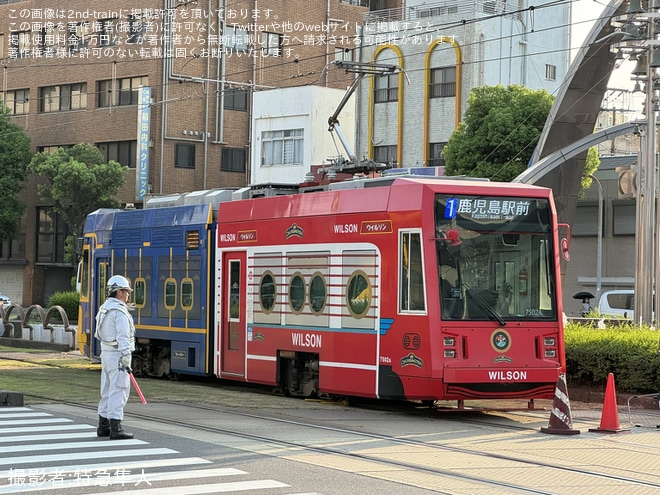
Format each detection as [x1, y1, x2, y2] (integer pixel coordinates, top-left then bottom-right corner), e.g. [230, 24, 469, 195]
[224, 88, 247, 111]
[221, 147, 246, 172]
[68, 22, 92, 53]
[225, 25, 249, 51]
[261, 129, 303, 166]
[428, 142, 446, 167]
[97, 141, 137, 168]
[573, 202, 600, 236]
[261, 32, 282, 57]
[40, 83, 87, 112]
[430, 67, 456, 98]
[374, 73, 398, 103]
[41, 24, 60, 52]
[36, 207, 68, 264]
[373, 144, 397, 166]
[127, 13, 145, 44]
[1, 89, 30, 115]
[97, 76, 148, 107]
[98, 18, 119, 46]
[613, 201, 635, 235]
[9, 31, 31, 58]
[545, 64, 557, 81]
[0, 232, 24, 261]
[176, 143, 196, 168]
[335, 47, 354, 61]
[340, 0, 369, 5]
[38, 145, 71, 153]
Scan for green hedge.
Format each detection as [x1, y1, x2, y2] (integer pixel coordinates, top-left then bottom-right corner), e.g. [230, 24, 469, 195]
[46, 291, 80, 324]
[564, 321, 660, 393]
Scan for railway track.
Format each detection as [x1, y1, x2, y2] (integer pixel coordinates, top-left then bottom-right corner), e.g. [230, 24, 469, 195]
[32, 395, 660, 495]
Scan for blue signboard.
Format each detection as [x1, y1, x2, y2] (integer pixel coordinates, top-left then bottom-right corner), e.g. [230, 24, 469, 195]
[136, 86, 151, 202]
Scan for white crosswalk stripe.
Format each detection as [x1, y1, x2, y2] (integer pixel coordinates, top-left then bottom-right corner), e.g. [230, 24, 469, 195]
[0, 407, 301, 494]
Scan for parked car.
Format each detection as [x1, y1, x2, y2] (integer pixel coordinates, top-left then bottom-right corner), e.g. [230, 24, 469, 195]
[598, 290, 634, 319]
[0, 293, 10, 308]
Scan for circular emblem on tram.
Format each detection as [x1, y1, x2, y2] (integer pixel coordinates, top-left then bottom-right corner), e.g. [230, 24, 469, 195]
[491, 329, 511, 353]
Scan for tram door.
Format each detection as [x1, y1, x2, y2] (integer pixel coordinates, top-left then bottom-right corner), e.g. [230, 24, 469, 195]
[221, 252, 246, 376]
[91, 258, 110, 360]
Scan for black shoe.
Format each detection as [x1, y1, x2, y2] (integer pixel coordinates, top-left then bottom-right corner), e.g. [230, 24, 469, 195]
[109, 419, 134, 440]
[97, 416, 110, 437]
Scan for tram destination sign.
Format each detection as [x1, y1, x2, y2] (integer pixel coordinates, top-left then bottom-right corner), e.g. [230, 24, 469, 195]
[445, 197, 531, 221]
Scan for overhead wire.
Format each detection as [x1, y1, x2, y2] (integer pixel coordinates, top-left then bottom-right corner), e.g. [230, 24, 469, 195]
[0, 0, 624, 161]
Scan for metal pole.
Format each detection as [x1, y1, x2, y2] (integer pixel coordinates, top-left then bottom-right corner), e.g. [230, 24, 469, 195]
[642, 37, 656, 325]
[585, 175, 603, 302]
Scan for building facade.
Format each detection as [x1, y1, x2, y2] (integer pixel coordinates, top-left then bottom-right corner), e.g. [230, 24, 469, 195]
[0, 0, 376, 305]
[354, 0, 570, 167]
[563, 155, 638, 316]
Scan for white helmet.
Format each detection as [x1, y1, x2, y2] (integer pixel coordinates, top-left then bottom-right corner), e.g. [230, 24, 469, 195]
[107, 275, 132, 295]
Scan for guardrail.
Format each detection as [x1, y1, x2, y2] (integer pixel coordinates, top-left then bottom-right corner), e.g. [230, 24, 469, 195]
[0, 303, 76, 350]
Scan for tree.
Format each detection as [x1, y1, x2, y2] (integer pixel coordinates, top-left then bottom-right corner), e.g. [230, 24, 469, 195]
[443, 85, 554, 182]
[0, 107, 32, 240]
[28, 143, 129, 262]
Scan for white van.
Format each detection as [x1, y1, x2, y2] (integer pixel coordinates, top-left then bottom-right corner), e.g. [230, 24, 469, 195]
[598, 290, 634, 319]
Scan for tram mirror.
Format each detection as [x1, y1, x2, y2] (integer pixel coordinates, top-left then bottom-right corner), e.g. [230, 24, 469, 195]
[445, 229, 462, 246]
[501, 234, 519, 246]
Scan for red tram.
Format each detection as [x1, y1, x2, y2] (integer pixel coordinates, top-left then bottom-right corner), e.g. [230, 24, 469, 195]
[79, 174, 567, 404]
[213, 176, 567, 402]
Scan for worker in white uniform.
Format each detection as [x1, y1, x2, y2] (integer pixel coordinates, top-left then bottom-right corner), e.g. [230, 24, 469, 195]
[95, 275, 135, 440]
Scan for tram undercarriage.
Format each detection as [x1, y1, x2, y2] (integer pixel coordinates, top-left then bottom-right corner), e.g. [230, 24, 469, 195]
[278, 350, 319, 397]
[134, 339, 171, 378]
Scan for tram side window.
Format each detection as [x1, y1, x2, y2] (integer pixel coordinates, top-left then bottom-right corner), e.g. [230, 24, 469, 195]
[98, 263, 108, 305]
[80, 248, 89, 297]
[134, 278, 146, 307]
[346, 271, 371, 318]
[164, 278, 176, 309]
[309, 272, 327, 315]
[181, 278, 193, 310]
[259, 271, 276, 313]
[400, 231, 425, 312]
[289, 272, 306, 314]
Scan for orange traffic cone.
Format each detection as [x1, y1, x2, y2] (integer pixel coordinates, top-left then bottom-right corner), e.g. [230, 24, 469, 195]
[588, 373, 630, 434]
[540, 373, 581, 435]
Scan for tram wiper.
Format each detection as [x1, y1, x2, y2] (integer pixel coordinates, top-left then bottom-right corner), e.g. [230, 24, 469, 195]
[464, 285, 506, 326]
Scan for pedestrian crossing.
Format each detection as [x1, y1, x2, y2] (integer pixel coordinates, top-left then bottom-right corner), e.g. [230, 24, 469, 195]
[0, 407, 319, 494]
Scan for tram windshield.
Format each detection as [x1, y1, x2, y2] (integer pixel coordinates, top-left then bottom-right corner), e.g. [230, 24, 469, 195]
[435, 194, 557, 322]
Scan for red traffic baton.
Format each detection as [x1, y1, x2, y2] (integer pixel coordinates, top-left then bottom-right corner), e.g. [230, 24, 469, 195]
[126, 367, 147, 404]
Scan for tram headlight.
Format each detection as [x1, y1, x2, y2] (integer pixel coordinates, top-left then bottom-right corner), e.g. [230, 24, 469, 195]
[443, 337, 455, 346]
[545, 350, 556, 358]
[444, 349, 456, 358]
[544, 337, 556, 346]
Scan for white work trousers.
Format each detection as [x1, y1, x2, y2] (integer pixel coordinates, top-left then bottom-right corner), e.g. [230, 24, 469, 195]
[98, 349, 130, 420]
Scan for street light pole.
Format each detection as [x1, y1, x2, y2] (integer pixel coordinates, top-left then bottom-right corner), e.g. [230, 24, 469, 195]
[622, 3, 658, 325]
[585, 175, 603, 302]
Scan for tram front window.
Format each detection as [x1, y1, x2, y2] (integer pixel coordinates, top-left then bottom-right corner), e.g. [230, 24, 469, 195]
[435, 195, 557, 322]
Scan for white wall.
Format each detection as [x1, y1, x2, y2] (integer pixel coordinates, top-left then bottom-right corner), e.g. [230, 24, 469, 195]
[251, 86, 356, 184]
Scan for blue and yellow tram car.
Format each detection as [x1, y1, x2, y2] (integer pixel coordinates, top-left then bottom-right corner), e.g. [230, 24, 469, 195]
[78, 202, 215, 376]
